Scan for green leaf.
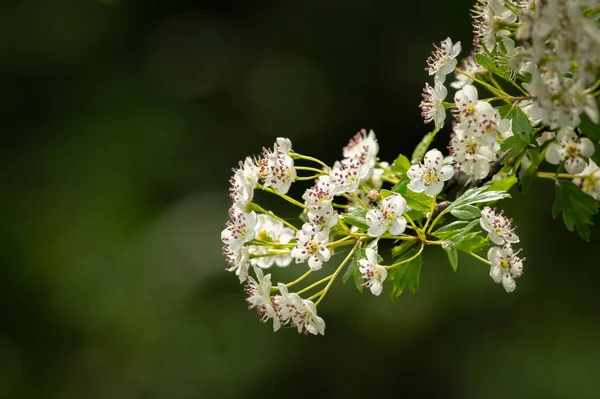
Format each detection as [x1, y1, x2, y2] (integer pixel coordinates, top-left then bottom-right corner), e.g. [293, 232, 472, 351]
[389, 249, 422, 298]
[442, 187, 510, 218]
[431, 220, 470, 238]
[391, 154, 412, 175]
[342, 247, 364, 293]
[435, 219, 480, 242]
[340, 207, 369, 231]
[488, 176, 518, 193]
[391, 239, 418, 259]
[511, 107, 533, 135]
[552, 180, 599, 241]
[450, 204, 481, 220]
[474, 53, 511, 81]
[453, 233, 486, 252]
[392, 178, 435, 212]
[411, 131, 437, 164]
[443, 246, 458, 272]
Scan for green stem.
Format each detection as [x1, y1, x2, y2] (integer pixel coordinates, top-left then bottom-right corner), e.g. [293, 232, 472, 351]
[294, 166, 326, 174]
[292, 153, 330, 171]
[295, 174, 323, 181]
[296, 275, 333, 296]
[467, 251, 491, 265]
[455, 68, 510, 102]
[314, 241, 361, 306]
[257, 184, 310, 211]
[384, 242, 425, 270]
[286, 270, 313, 288]
[351, 192, 370, 211]
[249, 202, 299, 231]
[536, 171, 580, 180]
[422, 195, 437, 233]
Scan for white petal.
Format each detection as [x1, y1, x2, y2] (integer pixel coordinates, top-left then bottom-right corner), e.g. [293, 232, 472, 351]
[578, 138, 595, 158]
[308, 256, 323, 271]
[370, 280, 383, 296]
[389, 217, 407, 236]
[407, 164, 423, 180]
[487, 246, 503, 265]
[438, 165, 454, 181]
[490, 265, 503, 283]
[545, 143, 562, 165]
[489, 233, 505, 246]
[425, 181, 444, 196]
[367, 223, 388, 237]
[565, 157, 586, 175]
[424, 149, 443, 169]
[365, 248, 378, 266]
[408, 179, 427, 193]
[502, 274, 516, 293]
[557, 128, 576, 144]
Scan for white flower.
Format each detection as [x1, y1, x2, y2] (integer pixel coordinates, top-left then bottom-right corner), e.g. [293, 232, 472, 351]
[343, 129, 379, 175]
[221, 206, 257, 251]
[259, 137, 296, 194]
[229, 156, 259, 207]
[545, 127, 595, 174]
[302, 203, 338, 235]
[329, 157, 370, 195]
[249, 214, 294, 268]
[480, 206, 519, 245]
[471, 0, 516, 52]
[471, 102, 511, 144]
[453, 84, 480, 137]
[425, 37, 462, 83]
[223, 246, 251, 283]
[407, 149, 454, 196]
[450, 134, 497, 180]
[573, 159, 600, 200]
[357, 248, 388, 296]
[365, 194, 407, 237]
[245, 267, 277, 323]
[419, 81, 448, 130]
[302, 175, 334, 206]
[291, 230, 331, 270]
[271, 284, 325, 335]
[488, 244, 524, 293]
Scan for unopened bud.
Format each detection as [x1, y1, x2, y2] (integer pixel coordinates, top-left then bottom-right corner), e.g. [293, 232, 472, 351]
[367, 189, 380, 202]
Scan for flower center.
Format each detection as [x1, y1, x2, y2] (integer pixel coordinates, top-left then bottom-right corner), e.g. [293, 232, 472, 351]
[565, 143, 578, 158]
[423, 169, 437, 184]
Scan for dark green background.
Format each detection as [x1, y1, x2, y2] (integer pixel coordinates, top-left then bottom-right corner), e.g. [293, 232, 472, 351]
[1, 0, 599, 398]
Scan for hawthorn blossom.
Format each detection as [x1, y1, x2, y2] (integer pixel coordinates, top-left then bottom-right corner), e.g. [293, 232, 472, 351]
[419, 81, 448, 130]
[480, 206, 519, 245]
[329, 157, 370, 195]
[291, 230, 331, 270]
[407, 149, 454, 196]
[223, 246, 251, 283]
[245, 267, 277, 324]
[302, 175, 334, 206]
[343, 129, 379, 175]
[302, 203, 338, 235]
[471, 0, 516, 52]
[296, 298, 326, 335]
[357, 248, 388, 296]
[545, 127, 594, 174]
[229, 156, 259, 207]
[488, 244, 525, 293]
[221, 206, 257, 251]
[450, 134, 497, 180]
[573, 159, 600, 200]
[425, 37, 462, 83]
[259, 137, 296, 194]
[250, 214, 294, 268]
[453, 84, 480, 137]
[471, 101, 511, 144]
[366, 194, 407, 237]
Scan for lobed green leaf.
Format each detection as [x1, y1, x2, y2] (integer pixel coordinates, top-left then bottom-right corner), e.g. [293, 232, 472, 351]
[552, 180, 599, 241]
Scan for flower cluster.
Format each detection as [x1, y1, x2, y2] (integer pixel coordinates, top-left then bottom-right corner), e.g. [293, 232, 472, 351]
[220, 0, 600, 336]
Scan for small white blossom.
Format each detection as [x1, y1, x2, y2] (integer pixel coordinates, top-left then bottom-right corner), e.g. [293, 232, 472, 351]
[573, 159, 600, 200]
[259, 137, 297, 194]
[223, 246, 251, 283]
[453, 84, 480, 137]
[471, 0, 516, 52]
[450, 134, 498, 180]
[229, 156, 259, 207]
[545, 127, 595, 174]
[366, 194, 407, 237]
[419, 81, 448, 130]
[221, 206, 257, 251]
[302, 175, 334, 206]
[271, 284, 325, 335]
[302, 203, 338, 235]
[425, 37, 462, 83]
[357, 248, 388, 296]
[245, 267, 277, 324]
[291, 230, 331, 270]
[471, 102, 511, 144]
[250, 214, 294, 268]
[480, 206, 519, 245]
[407, 149, 454, 196]
[343, 129, 379, 176]
[488, 244, 525, 293]
[329, 157, 370, 195]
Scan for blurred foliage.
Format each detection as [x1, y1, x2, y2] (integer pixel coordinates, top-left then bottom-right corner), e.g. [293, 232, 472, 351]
[1, 0, 599, 398]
